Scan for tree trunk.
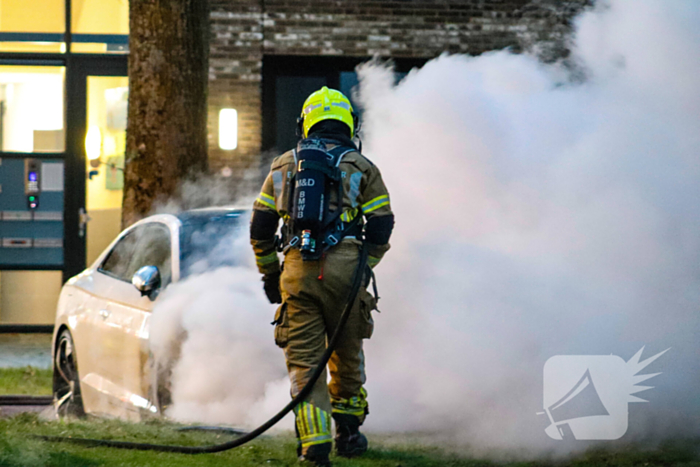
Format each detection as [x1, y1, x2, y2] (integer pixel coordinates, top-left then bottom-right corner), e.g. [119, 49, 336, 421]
[122, 0, 209, 228]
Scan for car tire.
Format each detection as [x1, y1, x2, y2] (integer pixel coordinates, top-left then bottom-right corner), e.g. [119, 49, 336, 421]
[53, 329, 86, 417]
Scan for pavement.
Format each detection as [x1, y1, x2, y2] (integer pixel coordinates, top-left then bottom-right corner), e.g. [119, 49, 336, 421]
[0, 404, 51, 417]
[0, 333, 52, 369]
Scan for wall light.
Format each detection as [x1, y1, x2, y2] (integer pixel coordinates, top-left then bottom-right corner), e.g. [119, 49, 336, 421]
[219, 108, 238, 150]
[85, 126, 102, 166]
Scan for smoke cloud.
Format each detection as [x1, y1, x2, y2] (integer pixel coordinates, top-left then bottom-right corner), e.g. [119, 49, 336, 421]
[150, 0, 700, 457]
[149, 218, 294, 430]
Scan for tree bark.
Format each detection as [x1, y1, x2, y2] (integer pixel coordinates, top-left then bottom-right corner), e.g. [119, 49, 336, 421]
[122, 0, 209, 228]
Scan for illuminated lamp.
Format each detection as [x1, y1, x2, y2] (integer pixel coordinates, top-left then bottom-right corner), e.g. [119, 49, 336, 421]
[219, 109, 238, 150]
[85, 126, 102, 168]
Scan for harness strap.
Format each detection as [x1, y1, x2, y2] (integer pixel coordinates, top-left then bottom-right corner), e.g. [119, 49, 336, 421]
[298, 160, 340, 179]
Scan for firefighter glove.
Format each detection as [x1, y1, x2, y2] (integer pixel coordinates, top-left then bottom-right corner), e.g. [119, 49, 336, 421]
[263, 272, 282, 304]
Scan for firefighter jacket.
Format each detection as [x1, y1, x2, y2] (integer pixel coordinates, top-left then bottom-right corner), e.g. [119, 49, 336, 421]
[250, 138, 394, 275]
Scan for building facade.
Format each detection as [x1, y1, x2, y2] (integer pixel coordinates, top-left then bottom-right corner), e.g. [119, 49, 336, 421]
[208, 0, 589, 187]
[0, 0, 587, 325]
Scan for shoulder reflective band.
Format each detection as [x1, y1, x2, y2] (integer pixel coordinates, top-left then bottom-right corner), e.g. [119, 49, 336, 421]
[361, 195, 390, 214]
[272, 171, 284, 200]
[256, 192, 276, 210]
[348, 172, 363, 207]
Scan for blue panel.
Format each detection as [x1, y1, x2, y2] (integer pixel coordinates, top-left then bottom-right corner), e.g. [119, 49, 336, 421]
[339, 72, 360, 112]
[0, 32, 129, 45]
[0, 158, 64, 267]
[0, 248, 63, 265]
[0, 159, 27, 211]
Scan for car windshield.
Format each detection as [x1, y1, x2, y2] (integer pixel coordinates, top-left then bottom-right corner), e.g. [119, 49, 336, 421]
[179, 211, 248, 278]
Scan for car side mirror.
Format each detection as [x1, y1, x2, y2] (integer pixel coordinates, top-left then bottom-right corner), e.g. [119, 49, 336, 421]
[132, 266, 161, 300]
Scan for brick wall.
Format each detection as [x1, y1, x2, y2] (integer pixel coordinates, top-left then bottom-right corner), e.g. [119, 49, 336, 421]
[208, 0, 590, 191]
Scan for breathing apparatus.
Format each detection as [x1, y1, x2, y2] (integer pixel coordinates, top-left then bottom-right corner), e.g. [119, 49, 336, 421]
[286, 139, 358, 261]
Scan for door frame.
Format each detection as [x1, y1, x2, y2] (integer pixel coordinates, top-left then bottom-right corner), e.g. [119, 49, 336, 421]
[64, 54, 127, 281]
[261, 55, 427, 153]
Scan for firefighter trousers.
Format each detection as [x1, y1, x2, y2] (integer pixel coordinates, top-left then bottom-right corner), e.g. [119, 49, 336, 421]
[273, 240, 375, 454]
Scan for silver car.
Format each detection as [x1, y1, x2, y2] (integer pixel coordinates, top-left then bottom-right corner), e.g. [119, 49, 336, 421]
[51, 207, 247, 420]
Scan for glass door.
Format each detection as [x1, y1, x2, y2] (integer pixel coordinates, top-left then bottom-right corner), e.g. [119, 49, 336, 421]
[85, 75, 127, 266]
[0, 64, 65, 325]
[63, 55, 127, 281]
[0, 0, 129, 326]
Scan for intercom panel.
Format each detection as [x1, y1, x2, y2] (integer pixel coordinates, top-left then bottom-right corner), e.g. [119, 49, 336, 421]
[0, 157, 64, 267]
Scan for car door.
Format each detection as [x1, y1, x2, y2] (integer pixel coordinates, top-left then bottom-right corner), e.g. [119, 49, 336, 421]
[82, 222, 173, 418]
[75, 224, 141, 415]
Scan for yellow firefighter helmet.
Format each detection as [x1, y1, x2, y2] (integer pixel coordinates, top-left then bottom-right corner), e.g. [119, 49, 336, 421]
[298, 86, 357, 138]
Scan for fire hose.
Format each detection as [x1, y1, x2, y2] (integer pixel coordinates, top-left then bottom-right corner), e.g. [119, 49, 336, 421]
[35, 245, 369, 454]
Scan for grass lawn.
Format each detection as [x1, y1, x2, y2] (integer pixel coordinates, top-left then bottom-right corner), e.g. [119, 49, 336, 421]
[0, 413, 697, 467]
[0, 369, 697, 466]
[0, 367, 52, 395]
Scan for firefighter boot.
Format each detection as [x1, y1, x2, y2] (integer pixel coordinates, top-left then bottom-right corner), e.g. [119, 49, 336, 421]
[299, 442, 332, 467]
[333, 413, 368, 458]
[294, 404, 333, 466]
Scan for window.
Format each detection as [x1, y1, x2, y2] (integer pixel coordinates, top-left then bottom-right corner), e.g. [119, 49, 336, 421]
[0, 66, 65, 153]
[85, 76, 129, 266]
[99, 228, 140, 281]
[179, 212, 245, 277]
[128, 224, 172, 286]
[0, 0, 129, 54]
[99, 223, 172, 285]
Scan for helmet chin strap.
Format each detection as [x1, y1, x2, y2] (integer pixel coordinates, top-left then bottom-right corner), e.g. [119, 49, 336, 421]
[355, 135, 362, 153]
[296, 116, 305, 138]
[352, 112, 361, 137]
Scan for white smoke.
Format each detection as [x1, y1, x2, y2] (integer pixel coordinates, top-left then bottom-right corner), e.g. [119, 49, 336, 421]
[149, 221, 294, 430]
[150, 0, 700, 457]
[356, 0, 700, 454]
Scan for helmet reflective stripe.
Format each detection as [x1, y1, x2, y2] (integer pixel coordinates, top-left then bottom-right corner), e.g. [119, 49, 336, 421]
[304, 103, 322, 114]
[300, 86, 355, 138]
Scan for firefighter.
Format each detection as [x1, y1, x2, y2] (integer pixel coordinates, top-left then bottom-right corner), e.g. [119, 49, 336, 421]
[250, 87, 394, 466]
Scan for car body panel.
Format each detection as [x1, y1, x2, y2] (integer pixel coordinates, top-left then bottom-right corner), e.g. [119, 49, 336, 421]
[53, 214, 187, 419]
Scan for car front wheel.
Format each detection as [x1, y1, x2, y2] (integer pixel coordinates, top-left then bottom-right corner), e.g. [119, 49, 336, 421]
[53, 329, 85, 417]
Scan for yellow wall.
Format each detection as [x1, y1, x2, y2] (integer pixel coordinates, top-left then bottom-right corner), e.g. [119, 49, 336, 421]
[0, 271, 62, 324]
[72, 0, 128, 35]
[0, 0, 64, 32]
